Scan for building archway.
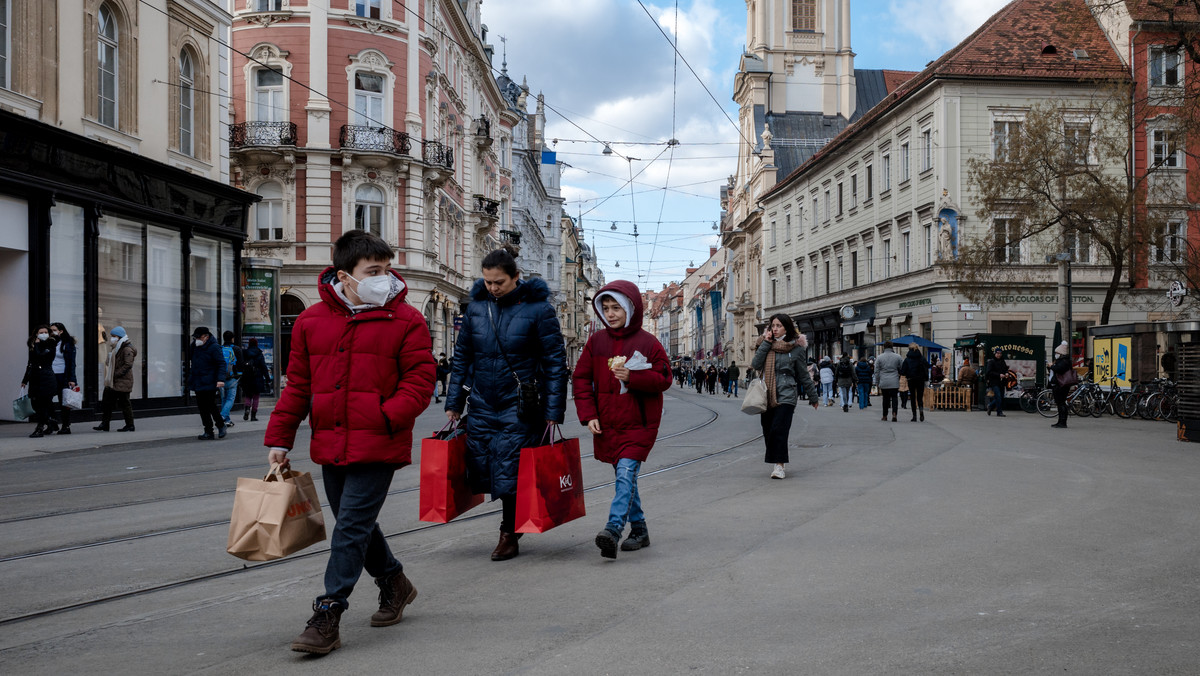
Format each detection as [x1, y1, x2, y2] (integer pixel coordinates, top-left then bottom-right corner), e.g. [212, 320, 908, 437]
[279, 292, 306, 377]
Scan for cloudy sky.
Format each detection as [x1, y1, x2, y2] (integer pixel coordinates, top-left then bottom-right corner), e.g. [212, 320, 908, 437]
[481, 0, 1010, 290]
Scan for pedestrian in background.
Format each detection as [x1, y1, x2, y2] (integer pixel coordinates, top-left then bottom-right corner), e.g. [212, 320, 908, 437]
[1049, 341, 1073, 429]
[854, 356, 873, 410]
[751, 314, 820, 480]
[21, 325, 58, 438]
[573, 281, 671, 559]
[49, 322, 77, 434]
[435, 352, 450, 404]
[241, 337, 269, 422]
[873, 341, 903, 422]
[445, 246, 568, 562]
[189, 327, 227, 439]
[985, 347, 1009, 417]
[835, 354, 854, 412]
[219, 331, 244, 428]
[266, 229, 435, 655]
[819, 357, 835, 406]
[727, 361, 740, 397]
[94, 326, 136, 432]
[706, 365, 718, 395]
[901, 345, 929, 422]
[958, 356, 978, 408]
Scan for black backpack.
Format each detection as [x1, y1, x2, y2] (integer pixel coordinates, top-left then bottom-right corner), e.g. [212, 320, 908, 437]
[835, 362, 853, 379]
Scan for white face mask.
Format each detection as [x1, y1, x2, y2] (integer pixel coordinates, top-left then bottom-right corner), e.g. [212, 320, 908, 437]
[195, 338, 206, 347]
[37, 333, 49, 341]
[349, 274, 392, 306]
[110, 336, 120, 345]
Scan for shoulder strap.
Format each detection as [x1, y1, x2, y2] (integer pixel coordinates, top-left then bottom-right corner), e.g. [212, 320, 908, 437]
[486, 302, 525, 386]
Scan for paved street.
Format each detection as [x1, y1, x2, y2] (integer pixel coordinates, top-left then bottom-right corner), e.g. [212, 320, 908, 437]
[1, 389, 1197, 675]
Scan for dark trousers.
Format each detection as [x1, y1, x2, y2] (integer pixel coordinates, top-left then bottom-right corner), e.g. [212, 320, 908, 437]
[1053, 385, 1069, 425]
[100, 387, 134, 427]
[881, 388, 899, 417]
[760, 403, 796, 464]
[195, 389, 222, 431]
[321, 464, 402, 608]
[987, 385, 1006, 414]
[31, 394, 54, 426]
[54, 373, 71, 426]
[900, 391, 909, 408]
[499, 494, 518, 533]
[909, 383, 926, 415]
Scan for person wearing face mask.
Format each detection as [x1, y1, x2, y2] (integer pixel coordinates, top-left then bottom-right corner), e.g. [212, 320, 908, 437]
[189, 327, 228, 440]
[265, 230, 435, 655]
[48, 323, 78, 434]
[21, 325, 60, 438]
[94, 326, 137, 432]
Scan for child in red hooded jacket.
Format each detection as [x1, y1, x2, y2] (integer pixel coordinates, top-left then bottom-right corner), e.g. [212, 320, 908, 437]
[572, 281, 672, 559]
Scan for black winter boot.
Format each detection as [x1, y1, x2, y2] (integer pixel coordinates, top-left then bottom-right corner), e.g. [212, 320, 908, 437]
[621, 524, 650, 551]
[595, 527, 620, 559]
[29, 425, 45, 438]
[290, 599, 344, 655]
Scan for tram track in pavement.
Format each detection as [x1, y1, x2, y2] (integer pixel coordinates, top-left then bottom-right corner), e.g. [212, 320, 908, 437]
[0, 395, 752, 626]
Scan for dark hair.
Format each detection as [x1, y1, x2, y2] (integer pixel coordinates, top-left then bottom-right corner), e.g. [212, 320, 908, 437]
[884, 341, 894, 349]
[248, 337, 258, 348]
[51, 322, 77, 345]
[223, 330, 235, 343]
[767, 313, 798, 342]
[481, 246, 519, 278]
[333, 229, 393, 274]
[29, 324, 51, 348]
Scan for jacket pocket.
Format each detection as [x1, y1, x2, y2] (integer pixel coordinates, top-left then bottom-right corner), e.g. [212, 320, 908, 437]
[380, 396, 394, 437]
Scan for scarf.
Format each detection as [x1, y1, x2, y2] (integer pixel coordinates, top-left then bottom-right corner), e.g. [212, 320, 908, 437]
[761, 338, 796, 409]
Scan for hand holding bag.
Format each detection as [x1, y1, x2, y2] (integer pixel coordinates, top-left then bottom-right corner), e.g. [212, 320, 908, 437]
[226, 463, 326, 561]
[61, 386, 83, 411]
[12, 387, 34, 421]
[419, 421, 484, 523]
[740, 378, 768, 415]
[514, 425, 586, 533]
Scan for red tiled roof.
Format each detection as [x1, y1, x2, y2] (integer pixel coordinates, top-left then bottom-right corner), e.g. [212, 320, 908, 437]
[882, 70, 919, 93]
[1128, 0, 1200, 23]
[765, 0, 1130, 200]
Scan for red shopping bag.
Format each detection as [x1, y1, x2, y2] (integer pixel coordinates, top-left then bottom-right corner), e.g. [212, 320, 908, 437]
[514, 426, 586, 533]
[418, 424, 484, 523]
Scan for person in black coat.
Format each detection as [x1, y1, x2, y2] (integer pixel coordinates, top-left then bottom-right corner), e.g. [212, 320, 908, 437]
[435, 352, 450, 403]
[984, 347, 1009, 417]
[1049, 341, 1074, 429]
[241, 337, 270, 421]
[22, 325, 59, 438]
[49, 322, 78, 434]
[854, 358, 873, 409]
[445, 248, 568, 562]
[189, 326, 228, 439]
[900, 346, 930, 422]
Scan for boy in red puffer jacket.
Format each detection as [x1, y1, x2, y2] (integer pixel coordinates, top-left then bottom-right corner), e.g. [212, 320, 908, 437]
[572, 280, 672, 559]
[265, 230, 435, 655]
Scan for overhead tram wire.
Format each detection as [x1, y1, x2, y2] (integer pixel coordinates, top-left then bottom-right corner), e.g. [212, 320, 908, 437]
[580, 144, 672, 218]
[647, 0, 682, 291]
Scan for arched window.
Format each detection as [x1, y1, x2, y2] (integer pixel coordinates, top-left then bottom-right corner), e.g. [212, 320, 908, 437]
[354, 184, 385, 237]
[98, 4, 118, 128]
[353, 72, 384, 127]
[179, 50, 194, 156]
[254, 182, 284, 241]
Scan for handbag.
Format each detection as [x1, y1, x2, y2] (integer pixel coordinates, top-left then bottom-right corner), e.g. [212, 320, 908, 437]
[1056, 367, 1080, 387]
[740, 378, 768, 415]
[226, 464, 327, 561]
[61, 386, 83, 411]
[514, 425, 586, 533]
[487, 303, 541, 421]
[13, 387, 34, 421]
[418, 422, 484, 523]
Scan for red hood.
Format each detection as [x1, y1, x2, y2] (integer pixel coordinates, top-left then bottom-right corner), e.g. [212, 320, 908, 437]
[316, 266, 409, 314]
[593, 280, 643, 338]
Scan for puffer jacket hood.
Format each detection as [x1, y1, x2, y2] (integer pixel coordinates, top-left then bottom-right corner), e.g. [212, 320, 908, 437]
[469, 276, 551, 304]
[592, 280, 643, 338]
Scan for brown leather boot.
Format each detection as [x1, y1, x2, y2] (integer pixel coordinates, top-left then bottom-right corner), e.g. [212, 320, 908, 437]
[370, 571, 417, 627]
[490, 532, 521, 561]
[290, 599, 343, 655]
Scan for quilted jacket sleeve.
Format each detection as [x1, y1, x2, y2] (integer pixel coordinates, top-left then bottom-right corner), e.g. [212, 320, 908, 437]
[382, 309, 437, 427]
[444, 311, 474, 414]
[264, 315, 313, 450]
[536, 303, 569, 423]
[572, 337, 599, 425]
[626, 338, 672, 394]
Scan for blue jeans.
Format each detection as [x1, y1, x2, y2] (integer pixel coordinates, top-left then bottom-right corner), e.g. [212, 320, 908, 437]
[219, 376, 239, 421]
[821, 382, 834, 405]
[607, 458, 645, 533]
[857, 383, 870, 409]
[321, 464, 403, 608]
[731, 380, 739, 397]
[988, 385, 1005, 413]
[839, 385, 851, 408]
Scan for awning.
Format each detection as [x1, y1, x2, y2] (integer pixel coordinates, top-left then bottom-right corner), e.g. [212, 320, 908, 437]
[871, 316, 890, 327]
[842, 320, 868, 334]
[796, 319, 814, 332]
[891, 313, 911, 324]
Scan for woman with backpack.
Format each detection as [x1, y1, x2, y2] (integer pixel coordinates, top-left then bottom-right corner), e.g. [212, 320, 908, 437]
[834, 355, 854, 412]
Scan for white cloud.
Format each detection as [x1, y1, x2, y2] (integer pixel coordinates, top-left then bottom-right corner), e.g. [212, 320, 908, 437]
[885, 0, 1011, 53]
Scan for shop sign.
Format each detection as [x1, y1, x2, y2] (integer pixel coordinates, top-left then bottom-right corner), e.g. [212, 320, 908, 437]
[898, 298, 932, 309]
[959, 303, 982, 312]
[987, 294, 1095, 305]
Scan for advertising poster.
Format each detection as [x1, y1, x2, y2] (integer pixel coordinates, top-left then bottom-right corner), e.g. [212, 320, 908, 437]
[1092, 337, 1113, 387]
[1113, 337, 1132, 388]
[242, 268, 275, 334]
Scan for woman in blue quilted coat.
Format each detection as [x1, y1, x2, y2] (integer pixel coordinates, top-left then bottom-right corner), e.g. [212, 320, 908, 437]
[445, 247, 568, 561]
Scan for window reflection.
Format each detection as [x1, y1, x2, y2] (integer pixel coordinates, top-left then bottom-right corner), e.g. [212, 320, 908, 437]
[98, 217, 144, 398]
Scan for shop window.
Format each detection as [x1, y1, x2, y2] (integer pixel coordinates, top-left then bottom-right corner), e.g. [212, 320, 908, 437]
[221, 241, 235, 338]
[354, 184, 385, 237]
[49, 204, 86, 387]
[147, 226, 183, 397]
[190, 235, 220, 336]
[98, 5, 119, 128]
[254, 182, 284, 240]
[99, 217, 145, 398]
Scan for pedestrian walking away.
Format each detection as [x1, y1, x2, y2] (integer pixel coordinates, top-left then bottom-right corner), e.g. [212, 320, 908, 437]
[241, 337, 270, 421]
[48, 322, 78, 434]
[435, 352, 450, 403]
[94, 326, 137, 432]
[854, 357, 873, 410]
[873, 341, 903, 422]
[21, 325, 59, 438]
[444, 246, 569, 562]
[751, 313, 819, 480]
[265, 230, 435, 655]
[189, 327, 227, 439]
[835, 354, 854, 412]
[819, 357, 835, 406]
[573, 281, 672, 559]
[727, 361, 740, 397]
[985, 347, 1010, 417]
[900, 346, 929, 422]
[1049, 341, 1074, 429]
[219, 331, 245, 428]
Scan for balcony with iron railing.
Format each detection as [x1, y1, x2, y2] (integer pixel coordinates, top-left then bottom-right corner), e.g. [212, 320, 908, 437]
[422, 140, 454, 170]
[230, 121, 298, 148]
[474, 195, 500, 218]
[338, 125, 412, 168]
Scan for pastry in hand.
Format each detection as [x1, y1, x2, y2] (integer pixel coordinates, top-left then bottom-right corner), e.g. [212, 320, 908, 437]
[608, 355, 627, 371]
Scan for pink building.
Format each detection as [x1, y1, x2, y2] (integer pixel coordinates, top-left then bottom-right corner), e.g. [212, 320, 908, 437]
[229, 0, 516, 359]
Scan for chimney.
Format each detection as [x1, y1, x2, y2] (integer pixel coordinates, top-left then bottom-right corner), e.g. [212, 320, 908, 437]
[709, 246, 717, 258]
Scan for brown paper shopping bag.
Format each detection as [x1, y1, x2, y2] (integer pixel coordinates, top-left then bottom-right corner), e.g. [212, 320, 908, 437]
[226, 464, 326, 561]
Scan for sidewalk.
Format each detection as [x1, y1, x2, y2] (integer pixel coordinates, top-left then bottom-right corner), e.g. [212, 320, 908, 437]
[0, 402, 279, 462]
